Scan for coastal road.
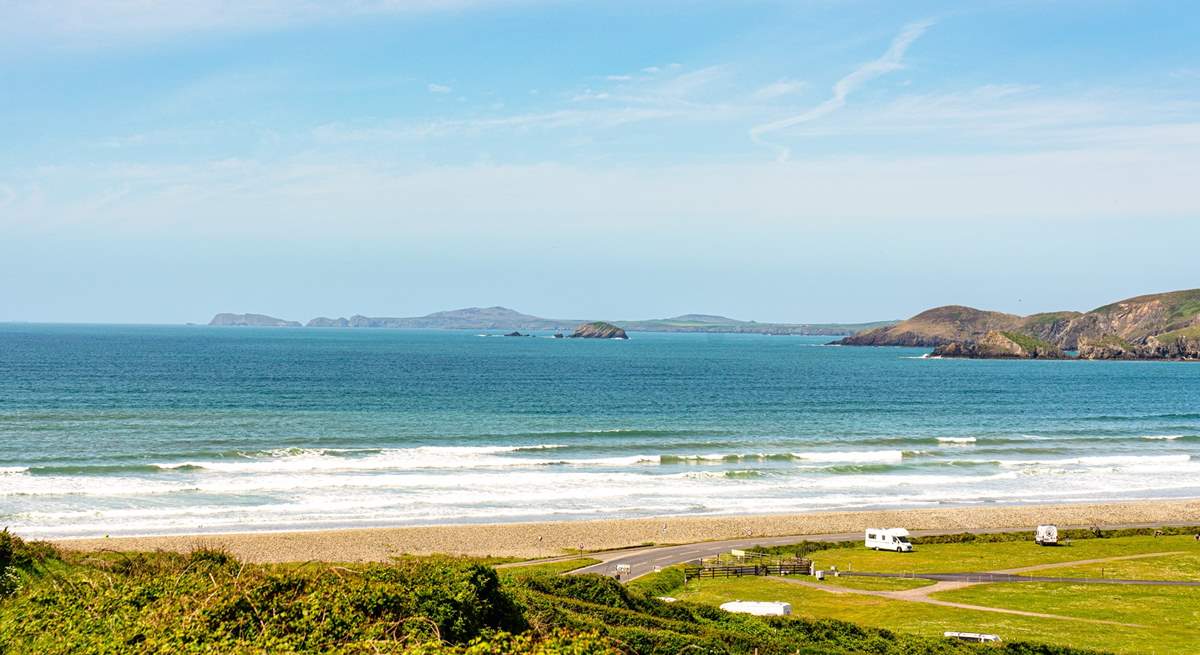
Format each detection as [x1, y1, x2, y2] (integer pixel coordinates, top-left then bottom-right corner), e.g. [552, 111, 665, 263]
[567, 521, 1200, 582]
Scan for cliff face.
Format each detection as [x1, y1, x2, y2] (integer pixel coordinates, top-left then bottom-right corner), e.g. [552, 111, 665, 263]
[932, 331, 1067, 359]
[838, 288, 1200, 361]
[209, 313, 301, 327]
[1057, 289, 1200, 349]
[1078, 328, 1200, 360]
[569, 322, 629, 339]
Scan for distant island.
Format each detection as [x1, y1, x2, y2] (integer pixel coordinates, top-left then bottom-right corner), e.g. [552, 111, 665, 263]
[209, 306, 893, 336]
[835, 288, 1200, 361]
[208, 313, 303, 328]
[570, 321, 628, 339]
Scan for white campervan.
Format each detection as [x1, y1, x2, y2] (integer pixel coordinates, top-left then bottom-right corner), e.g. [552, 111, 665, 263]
[1035, 524, 1058, 546]
[865, 528, 913, 552]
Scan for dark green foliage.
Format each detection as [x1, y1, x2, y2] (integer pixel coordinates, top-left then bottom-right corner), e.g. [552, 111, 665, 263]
[0, 541, 525, 654]
[627, 565, 686, 597]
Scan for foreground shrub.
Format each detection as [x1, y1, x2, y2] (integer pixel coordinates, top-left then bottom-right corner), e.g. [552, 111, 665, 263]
[0, 549, 524, 654]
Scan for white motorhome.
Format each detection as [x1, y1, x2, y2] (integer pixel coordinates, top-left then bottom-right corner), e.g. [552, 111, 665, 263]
[1035, 525, 1058, 546]
[865, 528, 913, 552]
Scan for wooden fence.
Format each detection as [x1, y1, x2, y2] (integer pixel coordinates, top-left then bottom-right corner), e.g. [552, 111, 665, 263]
[684, 560, 812, 581]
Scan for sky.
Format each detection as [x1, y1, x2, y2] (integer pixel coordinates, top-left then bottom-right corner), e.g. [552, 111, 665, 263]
[1, 0, 1198, 324]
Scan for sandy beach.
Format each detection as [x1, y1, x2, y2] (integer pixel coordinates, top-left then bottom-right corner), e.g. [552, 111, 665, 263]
[47, 499, 1200, 563]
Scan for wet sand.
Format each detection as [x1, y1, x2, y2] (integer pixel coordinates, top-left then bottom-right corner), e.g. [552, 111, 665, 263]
[48, 499, 1200, 563]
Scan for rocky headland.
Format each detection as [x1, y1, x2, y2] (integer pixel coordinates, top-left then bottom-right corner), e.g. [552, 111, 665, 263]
[208, 313, 302, 327]
[569, 321, 628, 339]
[931, 331, 1066, 359]
[838, 288, 1200, 361]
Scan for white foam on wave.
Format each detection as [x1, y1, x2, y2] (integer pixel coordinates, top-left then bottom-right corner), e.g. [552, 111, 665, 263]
[792, 450, 905, 464]
[155, 444, 568, 474]
[0, 466, 28, 475]
[937, 437, 977, 445]
[1002, 454, 1193, 469]
[1141, 435, 1185, 441]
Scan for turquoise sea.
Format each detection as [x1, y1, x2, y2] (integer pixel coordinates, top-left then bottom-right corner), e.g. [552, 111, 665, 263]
[2, 324, 1199, 538]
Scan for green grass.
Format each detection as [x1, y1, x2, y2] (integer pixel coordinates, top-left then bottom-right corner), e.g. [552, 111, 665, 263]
[497, 557, 600, 579]
[999, 331, 1057, 353]
[801, 535, 1200, 575]
[818, 575, 935, 591]
[671, 534, 1200, 654]
[1154, 325, 1200, 341]
[674, 576, 1162, 653]
[1036, 551, 1200, 581]
[934, 582, 1200, 643]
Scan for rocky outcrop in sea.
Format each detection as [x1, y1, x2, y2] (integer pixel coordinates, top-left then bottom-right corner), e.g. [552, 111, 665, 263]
[569, 322, 628, 339]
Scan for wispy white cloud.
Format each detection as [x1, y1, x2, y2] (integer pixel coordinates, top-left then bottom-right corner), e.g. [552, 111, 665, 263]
[311, 107, 682, 142]
[750, 19, 933, 160]
[428, 83, 452, 94]
[8, 145, 1200, 239]
[752, 79, 806, 101]
[0, 0, 520, 46]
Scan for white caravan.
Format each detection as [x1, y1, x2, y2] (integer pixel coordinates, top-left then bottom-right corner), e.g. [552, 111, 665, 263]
[1035, 524, 1059, 546]
[945, 631, 1001, 643]
[865, 528, 913, 552]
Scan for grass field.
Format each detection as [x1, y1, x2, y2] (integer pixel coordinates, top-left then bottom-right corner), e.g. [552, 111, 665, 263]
[803, 535, 1200, 574]
[819, 575, 934, 591]
[668, 533, 1200, 654]
[1038, 551, 1200, 581]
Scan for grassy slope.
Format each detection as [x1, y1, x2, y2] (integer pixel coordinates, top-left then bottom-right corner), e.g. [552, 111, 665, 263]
[933, 582, 1200, 636]
[1154, 325, 1200, 340]
[675, 576, 1156, 653]
[674, 535, 1200, 654]
[998, 331, 1057, 353]
[819, 576, 935, 591]
[1039, 551, 1200, 581]
[798, 535, 1200, 575]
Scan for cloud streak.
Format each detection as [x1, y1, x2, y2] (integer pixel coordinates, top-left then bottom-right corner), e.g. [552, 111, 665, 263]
[750, 19, 933, 160]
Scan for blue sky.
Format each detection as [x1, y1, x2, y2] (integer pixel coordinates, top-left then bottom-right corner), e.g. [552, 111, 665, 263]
[2, 1, 1198, 323]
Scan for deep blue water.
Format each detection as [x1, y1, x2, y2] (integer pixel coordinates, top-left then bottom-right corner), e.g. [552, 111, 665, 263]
[2, 324, 1198, 537]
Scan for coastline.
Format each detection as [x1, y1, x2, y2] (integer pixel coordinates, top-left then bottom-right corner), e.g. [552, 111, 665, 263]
[46, 498, 1200, 563]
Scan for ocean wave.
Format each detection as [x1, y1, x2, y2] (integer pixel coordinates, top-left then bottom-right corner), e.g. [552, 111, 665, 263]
[937, 437, 976, 445]
[153, 445, 570, 474]
[1001, 454, 1194, 469]
[792, 450, 905, 464]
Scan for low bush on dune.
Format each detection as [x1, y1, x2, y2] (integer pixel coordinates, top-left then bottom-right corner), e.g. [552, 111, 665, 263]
[0, 531, 1108, 654]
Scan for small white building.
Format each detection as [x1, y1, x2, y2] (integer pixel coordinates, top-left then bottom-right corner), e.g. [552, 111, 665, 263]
[719, 601, 792, 616]
[1036, 525, 1058, 546]
[865, 528, 913, 552]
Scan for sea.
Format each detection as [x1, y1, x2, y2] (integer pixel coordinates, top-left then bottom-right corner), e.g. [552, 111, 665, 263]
[2, 324, 1199, 539]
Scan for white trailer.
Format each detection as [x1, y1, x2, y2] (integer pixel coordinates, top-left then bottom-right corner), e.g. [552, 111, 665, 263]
[1035, 525, 1059, 546]
[945, 631, 1001, 643]
[865, 528, 913, 552]
[719, 601, 792, 616]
